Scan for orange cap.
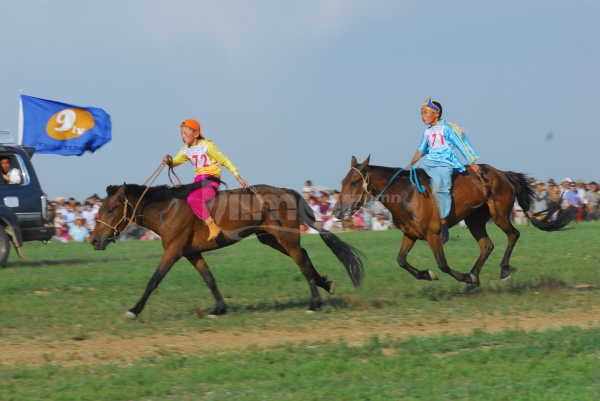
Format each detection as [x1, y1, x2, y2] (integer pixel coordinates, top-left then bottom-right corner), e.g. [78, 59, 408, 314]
[180, 119, 204, 138]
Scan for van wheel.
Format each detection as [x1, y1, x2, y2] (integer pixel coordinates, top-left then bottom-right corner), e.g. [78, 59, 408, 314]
[0, 229, 10, 267]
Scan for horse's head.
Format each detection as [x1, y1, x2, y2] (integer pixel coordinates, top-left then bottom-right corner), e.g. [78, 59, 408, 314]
[90, 184, 134, 250]
[335, 155, 371, 220]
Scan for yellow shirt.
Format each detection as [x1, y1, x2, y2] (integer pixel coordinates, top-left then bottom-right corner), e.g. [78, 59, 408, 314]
[171, 139, 239, 179]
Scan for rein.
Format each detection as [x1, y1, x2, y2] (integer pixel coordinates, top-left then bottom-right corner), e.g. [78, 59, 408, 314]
[97, 162, 176, 241]
[349, 166, 425, 213]
[373, 166, 425, 203]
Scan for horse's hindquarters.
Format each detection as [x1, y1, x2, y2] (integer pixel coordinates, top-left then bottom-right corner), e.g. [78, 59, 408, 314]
[450, 171, 497, 222]
[209, 187, 303, 241]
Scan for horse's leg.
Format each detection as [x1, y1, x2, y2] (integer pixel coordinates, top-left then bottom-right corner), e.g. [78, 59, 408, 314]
[125, 250, 181, 320]
[397, 235, 439, 281]
[256, 231, 330, 312]
[426, 234, 474, 285]
[186, 252, 227, 316]
[490, 210, 521, 284]
[463, 208, 495, 292]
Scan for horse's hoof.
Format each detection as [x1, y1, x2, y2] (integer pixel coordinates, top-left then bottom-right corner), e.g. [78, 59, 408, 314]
[465, 273, 480, 292]
[209, 308, 226, 317]
[305, 309, 316, 314]
[124, 311, 138, 320]
[428, 270, 439, 281]
[328, 281, 336, 295]
[501, 275, 512, 285]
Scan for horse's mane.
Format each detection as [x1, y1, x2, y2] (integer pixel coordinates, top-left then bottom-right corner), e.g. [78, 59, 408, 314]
[105, 181, 294, 202]
[369, 165, 411, 177]
[106, 184, 178, 201]
[106, 178, 222, 202]
[369, 164, 472, 180]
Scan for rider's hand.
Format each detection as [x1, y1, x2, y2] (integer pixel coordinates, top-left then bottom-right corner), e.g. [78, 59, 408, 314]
[470, 164, 481, 174]
[162, 155, 173, 166]
[237, 176, 249, 188]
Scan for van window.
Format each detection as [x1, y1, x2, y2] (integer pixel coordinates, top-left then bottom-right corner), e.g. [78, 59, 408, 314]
[0, 155, 23, 185]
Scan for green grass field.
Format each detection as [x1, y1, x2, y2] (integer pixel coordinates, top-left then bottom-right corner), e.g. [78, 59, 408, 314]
[0, 222, 599, 400]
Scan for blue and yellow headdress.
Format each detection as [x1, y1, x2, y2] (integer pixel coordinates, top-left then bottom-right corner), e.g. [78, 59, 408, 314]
[421, 97, 440, 113]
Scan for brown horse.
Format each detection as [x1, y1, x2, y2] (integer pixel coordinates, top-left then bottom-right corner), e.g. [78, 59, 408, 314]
[336, 156, 575, 291]
[90, 182, 364, 319]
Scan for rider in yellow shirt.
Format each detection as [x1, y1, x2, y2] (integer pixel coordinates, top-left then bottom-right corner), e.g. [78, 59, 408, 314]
[163, 119, 248, 241]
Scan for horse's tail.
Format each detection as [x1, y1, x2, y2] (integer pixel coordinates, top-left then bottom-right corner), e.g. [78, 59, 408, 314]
[505, 171, 533, 212]
[505, 171, 576, 231]
[292, 190, 365, 288]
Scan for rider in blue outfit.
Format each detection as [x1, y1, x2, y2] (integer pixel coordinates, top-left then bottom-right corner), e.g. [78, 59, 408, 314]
[405, 98, 481, 244]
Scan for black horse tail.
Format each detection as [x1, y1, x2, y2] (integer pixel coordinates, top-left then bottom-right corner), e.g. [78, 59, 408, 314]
[505, 171, 576, 231]
[292, 190, 365, 288]
[505, 171, 534, 212]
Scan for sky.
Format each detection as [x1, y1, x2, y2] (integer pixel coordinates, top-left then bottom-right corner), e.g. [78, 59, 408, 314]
[1, 1, 598, 201]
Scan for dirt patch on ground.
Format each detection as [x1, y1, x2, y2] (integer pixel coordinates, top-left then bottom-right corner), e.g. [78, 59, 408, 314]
[2, 307, 598, 367]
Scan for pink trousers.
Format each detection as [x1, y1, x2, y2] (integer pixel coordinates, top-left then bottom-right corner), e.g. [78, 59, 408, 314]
[187, 175, 220, 220]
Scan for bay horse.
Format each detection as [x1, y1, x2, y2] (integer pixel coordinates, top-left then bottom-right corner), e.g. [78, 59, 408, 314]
[90, 182, 364, 319]
[336, 156, 575, 291]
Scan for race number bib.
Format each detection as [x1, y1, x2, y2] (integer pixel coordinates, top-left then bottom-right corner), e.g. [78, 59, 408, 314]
[424, 126, 447, 149]
[184, 146, 211, 169]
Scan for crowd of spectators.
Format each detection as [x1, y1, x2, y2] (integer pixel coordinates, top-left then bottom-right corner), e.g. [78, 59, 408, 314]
[47, 195, 101, 243]
[46, 194, 159, 243]
[300, 180, 396, 233]
[515, 177, 599, 224]
[44, 176, 599, 242]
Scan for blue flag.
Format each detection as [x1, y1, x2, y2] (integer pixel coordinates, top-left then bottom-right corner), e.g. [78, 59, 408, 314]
[19, 95, 112, 156]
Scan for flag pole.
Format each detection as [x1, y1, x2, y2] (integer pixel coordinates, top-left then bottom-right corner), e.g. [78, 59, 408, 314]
[17, 90, 24, 145]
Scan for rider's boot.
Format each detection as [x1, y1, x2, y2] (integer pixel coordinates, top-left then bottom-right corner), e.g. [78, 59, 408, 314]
[440, 218, 449, 244]
[205, 217, 221, 241]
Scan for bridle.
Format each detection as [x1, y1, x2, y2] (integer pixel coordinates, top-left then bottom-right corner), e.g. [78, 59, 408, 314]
[95, 162, 170, 242]
[342, 165, 423, 218]
[342, 167, 372, 217]
[96, 195, 138, 242]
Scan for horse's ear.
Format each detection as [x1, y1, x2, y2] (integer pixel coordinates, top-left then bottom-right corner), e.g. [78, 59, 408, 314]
[351, 156, 357, 167]
[359, 155, 370, 169]
[117, 182, 128, 198]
